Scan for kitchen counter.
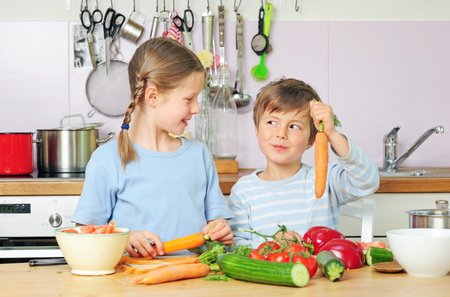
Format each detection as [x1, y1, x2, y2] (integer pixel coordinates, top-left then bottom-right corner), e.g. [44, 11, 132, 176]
[1, 168, 450, 196]
[0, 263, 448, 297]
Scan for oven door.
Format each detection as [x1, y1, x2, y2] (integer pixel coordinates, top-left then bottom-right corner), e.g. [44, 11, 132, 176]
[0, 196, 80, 260]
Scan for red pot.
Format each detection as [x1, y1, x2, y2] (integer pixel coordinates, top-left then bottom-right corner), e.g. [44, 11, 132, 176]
[0, 133, 33, 175]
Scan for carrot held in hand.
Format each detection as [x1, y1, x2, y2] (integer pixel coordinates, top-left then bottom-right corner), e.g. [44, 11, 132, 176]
[315, 121, 328, 198]
[163, 232, 210, 254]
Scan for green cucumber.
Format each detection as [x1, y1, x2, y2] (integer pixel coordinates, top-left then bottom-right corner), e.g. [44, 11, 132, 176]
[217, 254, 309, 287]
[316, 250, 345, 282]
[365, 247, 394, 266]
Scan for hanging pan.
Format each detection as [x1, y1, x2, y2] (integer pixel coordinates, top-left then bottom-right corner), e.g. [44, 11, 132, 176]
[85, 60, 131, 117]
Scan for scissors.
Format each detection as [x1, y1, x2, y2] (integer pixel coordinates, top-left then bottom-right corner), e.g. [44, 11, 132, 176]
[80, 0, 103, 70]
[173, 4, 194, 51]
[103, 7, 125, 75]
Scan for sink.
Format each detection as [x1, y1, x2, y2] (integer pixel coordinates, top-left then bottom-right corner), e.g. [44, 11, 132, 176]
[379, 168, 450, 178]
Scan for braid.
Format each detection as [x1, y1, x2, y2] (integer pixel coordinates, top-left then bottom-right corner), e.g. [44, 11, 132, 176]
[118, 77, 145, 168]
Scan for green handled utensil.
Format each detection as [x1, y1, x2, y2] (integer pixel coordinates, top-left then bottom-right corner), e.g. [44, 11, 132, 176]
[251, 2, 272, 81]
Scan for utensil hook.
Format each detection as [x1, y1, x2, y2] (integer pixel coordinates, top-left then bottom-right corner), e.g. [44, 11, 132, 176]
[132, 0, 136, 12]
[155, 0, 159, 12]
[295, 0, 300, 12]
[206, 0, 210, 11]
[187, 0, 190, 9]
[234, 0, 242, 13]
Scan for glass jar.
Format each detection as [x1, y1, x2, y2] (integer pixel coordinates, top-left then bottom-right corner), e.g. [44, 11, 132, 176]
[195, 84, 212, 147]
[209, 64, 237, 159]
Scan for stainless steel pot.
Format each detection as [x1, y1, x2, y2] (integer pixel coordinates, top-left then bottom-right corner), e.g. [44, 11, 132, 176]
[407, 200, 449, 229]
[36, 115, 114, 173]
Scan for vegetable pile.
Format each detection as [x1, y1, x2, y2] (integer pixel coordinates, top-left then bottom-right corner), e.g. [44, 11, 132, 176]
[61, 221, 116, 234]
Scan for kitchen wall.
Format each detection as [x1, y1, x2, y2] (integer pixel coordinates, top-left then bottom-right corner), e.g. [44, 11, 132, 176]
[1, 1, 450, 170]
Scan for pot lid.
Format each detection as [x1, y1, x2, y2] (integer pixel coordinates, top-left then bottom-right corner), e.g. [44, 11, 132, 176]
[406, 199, 449, 216]
[51, 114, 104, 130]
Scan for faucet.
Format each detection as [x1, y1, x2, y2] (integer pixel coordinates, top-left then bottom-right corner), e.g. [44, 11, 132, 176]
[383, 125, 445, 172]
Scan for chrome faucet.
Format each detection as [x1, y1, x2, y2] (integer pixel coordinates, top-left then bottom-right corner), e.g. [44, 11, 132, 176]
[383, 125, 445, 172]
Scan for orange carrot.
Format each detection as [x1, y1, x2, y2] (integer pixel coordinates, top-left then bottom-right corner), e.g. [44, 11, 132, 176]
[163, 233, 208, 254]
[131, 263, 211, 285]
[120, 255, 198, 266]
[315, 122, 328, 198]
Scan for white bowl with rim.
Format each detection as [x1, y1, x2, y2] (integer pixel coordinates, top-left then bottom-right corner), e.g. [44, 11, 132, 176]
[386, 228, 450, 277]
[55, 226, 130, 275]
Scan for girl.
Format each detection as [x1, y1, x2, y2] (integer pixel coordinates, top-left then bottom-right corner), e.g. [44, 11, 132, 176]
[72, 38, 234, 257]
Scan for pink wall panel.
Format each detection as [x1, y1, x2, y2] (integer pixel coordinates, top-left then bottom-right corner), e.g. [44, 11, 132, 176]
[329, 22, 450, 168]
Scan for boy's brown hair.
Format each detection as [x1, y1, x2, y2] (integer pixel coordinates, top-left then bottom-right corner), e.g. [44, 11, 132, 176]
[253, 78, 322, 142]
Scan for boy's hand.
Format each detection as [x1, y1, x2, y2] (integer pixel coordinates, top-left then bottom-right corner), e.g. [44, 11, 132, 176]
[309, 100, 336, 135]
[203, 219, 234, 245]
[127, 230, 164, 258]
[309, 100, 349, 157]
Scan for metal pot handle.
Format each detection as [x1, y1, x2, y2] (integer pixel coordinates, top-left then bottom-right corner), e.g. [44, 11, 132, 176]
[436, 200, 449, 210]
[96, 132, 115, 145]
[33, 136, 42, 145]
[60, 114, 86, 128]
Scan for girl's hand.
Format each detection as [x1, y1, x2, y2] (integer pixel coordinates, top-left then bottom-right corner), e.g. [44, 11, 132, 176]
[127, 230, 164, 258]
[203, 219, 234, 245]
[275, 230, 303, 242]
[309, 100, 336, 135]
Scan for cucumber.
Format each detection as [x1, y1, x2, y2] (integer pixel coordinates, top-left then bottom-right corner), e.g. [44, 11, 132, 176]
[217, 254, 309, 287]
[316, 250, 345, 282]
[365, 247, 394, 266]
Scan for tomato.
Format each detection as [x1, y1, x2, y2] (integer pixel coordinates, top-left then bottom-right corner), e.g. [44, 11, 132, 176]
[288, 243, 308, 254]
[257, 241, 281, 255]
[248, 249, 265, 260]
[292, 255, 318, 278]
[266, 252, 290, 262]
[303, 226, 345, 255]
[94, 225, 108, 234]
[319, 238, 365, 269]
[80, 224, 96, 234]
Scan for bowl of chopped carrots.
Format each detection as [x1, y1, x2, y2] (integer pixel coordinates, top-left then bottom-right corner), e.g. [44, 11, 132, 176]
[55, 222, 130, 275]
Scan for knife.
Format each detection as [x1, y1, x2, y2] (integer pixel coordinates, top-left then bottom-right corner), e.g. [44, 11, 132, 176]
[29, 258, 67, 267]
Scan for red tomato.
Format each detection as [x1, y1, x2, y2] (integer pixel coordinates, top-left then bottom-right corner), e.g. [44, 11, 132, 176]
[319, 238, 365, 269]
[292, 255, 318, 278]
[249, 249, 265, 260]
[303, 226, 345, 255]
[94, 225, 108, 234]
[266, 252, 290, 262]
[288, 243, 308, 254]
[80, 224, 96, 234]
[257, 241, 281, 255]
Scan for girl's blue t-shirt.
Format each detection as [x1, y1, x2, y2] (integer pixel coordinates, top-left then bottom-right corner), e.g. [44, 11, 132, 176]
[71, 139, 233, 242]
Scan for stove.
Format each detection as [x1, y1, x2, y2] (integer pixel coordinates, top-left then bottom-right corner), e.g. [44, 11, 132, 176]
[0, 171, 82, 261]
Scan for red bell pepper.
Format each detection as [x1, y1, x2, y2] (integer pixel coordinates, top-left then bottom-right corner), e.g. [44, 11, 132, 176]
[318, 238, 365, 269]
[303, 226, 345, 255]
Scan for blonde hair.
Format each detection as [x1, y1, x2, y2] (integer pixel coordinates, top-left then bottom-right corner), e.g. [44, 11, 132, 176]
[253, 78, 322, 142]
[118, 38, 205, 168]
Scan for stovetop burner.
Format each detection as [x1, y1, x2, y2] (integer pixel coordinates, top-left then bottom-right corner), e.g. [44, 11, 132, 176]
[0, 171, 85, 180]
[37, 172, 85, 179]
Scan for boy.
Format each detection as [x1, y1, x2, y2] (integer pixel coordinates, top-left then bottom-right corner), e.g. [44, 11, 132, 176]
[228, 78, 379, 247]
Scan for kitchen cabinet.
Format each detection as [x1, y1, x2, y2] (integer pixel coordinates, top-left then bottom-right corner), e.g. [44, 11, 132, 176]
[339, 193, 449, 242]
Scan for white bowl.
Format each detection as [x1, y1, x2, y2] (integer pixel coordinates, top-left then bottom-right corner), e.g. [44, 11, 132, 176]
[386, 228, 450, 277]
[55, 226, 130, 275]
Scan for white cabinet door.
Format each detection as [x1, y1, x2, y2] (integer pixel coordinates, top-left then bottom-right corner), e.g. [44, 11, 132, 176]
[338, 193, 448, 242]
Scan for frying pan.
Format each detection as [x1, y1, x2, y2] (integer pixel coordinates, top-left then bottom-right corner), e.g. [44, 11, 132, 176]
[85, 60, 131, 117]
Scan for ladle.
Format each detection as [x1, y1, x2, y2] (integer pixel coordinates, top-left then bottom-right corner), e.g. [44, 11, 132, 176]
[232, 12, 252, 113]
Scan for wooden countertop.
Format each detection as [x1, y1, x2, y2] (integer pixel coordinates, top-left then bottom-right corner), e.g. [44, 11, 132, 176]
[0, 263, 448, 297]
[1, 168, 450, 196]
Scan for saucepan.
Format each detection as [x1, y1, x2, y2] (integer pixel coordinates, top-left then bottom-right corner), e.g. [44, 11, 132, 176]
[35, 114, 114, 173]
[407, 200, 449, 229]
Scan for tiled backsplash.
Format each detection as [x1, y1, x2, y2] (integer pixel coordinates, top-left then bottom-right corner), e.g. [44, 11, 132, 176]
[1, 21, 449, 169]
